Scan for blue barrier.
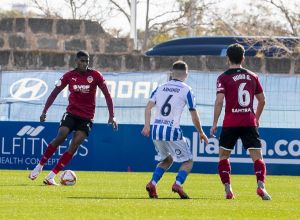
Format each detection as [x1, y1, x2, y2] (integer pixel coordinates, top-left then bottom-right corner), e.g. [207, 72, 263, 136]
[0, 121, 299, 175]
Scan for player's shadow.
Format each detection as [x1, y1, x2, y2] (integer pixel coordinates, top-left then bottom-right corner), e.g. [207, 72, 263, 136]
[67, 196, 218, 200]
[0, 183, 40, 187]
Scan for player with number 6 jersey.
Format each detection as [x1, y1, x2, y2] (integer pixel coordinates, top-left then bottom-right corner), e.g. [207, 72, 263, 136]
[142, 60, 208, 199]
[210, 43, 271, 200]
[150, 78, 195, 141]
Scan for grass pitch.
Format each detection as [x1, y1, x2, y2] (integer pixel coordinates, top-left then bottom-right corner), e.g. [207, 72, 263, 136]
[0, 170, 299, 220]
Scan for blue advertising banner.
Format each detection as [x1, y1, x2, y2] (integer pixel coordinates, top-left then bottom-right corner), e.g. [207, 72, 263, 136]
[0, 121, 299, 175]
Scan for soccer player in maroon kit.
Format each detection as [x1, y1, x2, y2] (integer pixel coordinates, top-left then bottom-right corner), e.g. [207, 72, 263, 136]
[29, 50, 117, 185]
[210, 44, 271, 200]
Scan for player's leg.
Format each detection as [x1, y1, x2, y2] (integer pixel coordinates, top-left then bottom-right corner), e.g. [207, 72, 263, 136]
[218, 148, 234, 199]
[146, 155, 173, 199]
[146, 141, 172, 198]
[28, 126, 70, 180]
[44, 117, 90, 185]
[172, 159, 193, 199]
[218, 127, 238, 199]
[44, 130, 87, 185]
[249, 149, 271, 200]
[151, 155, 173, 185]
[169, 138, 193, 199]
[242, 127, 271, 200]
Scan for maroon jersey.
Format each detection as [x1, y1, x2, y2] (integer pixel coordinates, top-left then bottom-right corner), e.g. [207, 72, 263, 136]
[44, 68, 114, 120]
[216, 68, 263, 127]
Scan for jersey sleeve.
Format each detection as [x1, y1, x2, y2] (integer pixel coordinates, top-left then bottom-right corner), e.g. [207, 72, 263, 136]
[55, 72, 69, 90]
[95, 71, 105, 87]
[216, 75, 225, 94]
[149, 87, 158, 103]
[96, 71, 115, 117]
[255, 76, 263, 94]
[186, 88, 196, 111]
[43, 72, 68, 113]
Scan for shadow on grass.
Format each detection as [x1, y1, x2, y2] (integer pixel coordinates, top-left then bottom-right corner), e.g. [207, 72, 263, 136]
[0, 183, 40, 186]
[0, 183, 56, 187]
[67, 196, 220, 200]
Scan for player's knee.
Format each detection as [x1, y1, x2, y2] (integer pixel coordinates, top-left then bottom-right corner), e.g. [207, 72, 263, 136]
[164, 156, 173, 165]
[160, 156, 173, 168]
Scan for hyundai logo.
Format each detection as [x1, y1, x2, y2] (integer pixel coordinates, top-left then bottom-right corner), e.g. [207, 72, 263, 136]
[10, 78, 48, 101]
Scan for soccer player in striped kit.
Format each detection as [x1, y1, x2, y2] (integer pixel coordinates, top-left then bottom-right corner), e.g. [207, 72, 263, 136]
[142, 60, 208, 199]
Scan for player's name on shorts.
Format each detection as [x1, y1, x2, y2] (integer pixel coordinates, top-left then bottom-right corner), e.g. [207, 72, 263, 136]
[162, 87, 180, 93]
[154, 119, 174, 126]
[232, 107, 251, 113]
[232, 74, 251, 81]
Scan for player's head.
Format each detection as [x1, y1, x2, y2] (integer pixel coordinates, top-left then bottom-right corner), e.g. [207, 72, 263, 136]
[76, 50, 89, 72]
[226, 43, 245, 65]
[171, 60, 188, 81]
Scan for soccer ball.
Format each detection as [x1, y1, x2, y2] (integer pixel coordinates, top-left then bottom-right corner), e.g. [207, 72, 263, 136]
[60, 170, 77, 186]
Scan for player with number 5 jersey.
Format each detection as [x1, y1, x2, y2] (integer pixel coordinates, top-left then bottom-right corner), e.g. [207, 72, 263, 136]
[142, 60, 208, 199]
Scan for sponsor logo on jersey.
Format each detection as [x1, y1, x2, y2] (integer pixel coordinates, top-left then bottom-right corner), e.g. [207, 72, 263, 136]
[73, 85, 90, 93]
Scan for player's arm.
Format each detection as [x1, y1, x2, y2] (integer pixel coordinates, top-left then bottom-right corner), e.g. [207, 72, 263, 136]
[141, 101, 155, 137]
[40, 86, 63, 122]
[210, 93, 224, 136]
[255, 92, 265, 127]
[98, 79, 117, 130]
[190, 110, 208, 144]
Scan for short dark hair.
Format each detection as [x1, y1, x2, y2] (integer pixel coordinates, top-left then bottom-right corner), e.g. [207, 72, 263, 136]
[226, 43, 245, 64]
[172, 60, 188, 72]
[76, 50, 89, 59]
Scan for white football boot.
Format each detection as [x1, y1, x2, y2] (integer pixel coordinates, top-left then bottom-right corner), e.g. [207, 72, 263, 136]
[43, 172, 59, 186]
[28, 164, 43, 180]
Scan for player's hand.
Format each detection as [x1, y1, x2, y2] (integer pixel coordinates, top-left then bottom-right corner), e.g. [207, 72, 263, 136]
[210, 125, 217, 137]
[40, 112, 46, 122]
[256, 119, 260, 128]
[108, 117, 118, 131]
[200, 132, 209, 144]
[141, 125, 150, 137]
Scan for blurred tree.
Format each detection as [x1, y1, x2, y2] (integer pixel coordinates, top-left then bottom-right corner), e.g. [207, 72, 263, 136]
[0, 10, 24, 18]
[30, 0, 111, 22]
[262, 0, 299, 36]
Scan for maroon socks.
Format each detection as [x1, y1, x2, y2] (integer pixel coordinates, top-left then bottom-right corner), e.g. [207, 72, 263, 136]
[39, 144, 57, 165]
[254, 159, 266, 183]
[218, 159, 231, 184]
[52, 151, 73, 174]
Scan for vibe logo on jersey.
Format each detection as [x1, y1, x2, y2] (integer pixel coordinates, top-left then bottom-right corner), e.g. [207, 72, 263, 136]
[73, 85, 90, 93]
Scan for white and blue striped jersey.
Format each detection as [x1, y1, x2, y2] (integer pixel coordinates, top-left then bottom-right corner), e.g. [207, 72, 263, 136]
[149, 79, 196, 141]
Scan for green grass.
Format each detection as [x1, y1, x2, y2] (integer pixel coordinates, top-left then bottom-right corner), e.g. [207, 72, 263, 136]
[0, 170, 299, 220]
